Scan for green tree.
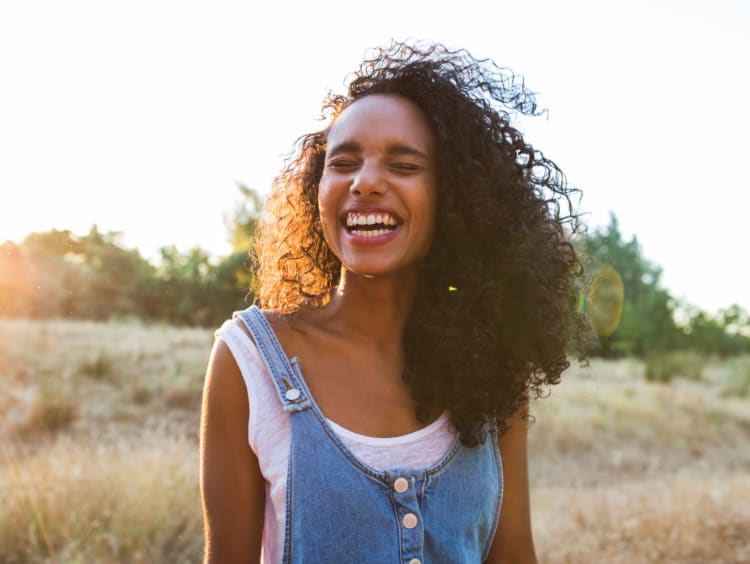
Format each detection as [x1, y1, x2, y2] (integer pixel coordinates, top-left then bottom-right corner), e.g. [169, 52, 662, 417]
[215, 183, 264, 313]
[0, 241, 35, 316]
[579, 213, 680, 356]
[225, 183, 263, 253]
[1, 227, 156, 320]
[75, 226, 157, 319]
[1, 184, 264, 326]
[680, 304, 750, 356]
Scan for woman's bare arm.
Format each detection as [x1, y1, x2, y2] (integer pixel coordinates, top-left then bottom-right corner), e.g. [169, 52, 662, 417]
[485, 404, 537, 564]
[200, 339, 265, 563]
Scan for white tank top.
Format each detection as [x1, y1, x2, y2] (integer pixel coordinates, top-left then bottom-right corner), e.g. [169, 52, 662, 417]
[216, 318, 456, 563]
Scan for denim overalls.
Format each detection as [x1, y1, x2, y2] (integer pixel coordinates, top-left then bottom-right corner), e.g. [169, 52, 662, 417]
[238, 306, 503, 563]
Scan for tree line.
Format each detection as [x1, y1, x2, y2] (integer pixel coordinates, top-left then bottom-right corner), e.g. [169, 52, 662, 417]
[0, 227, 252, 327]
[0, 186, 260, 328]
[1, 188, 748, 357]
[581, 214, 750, 357]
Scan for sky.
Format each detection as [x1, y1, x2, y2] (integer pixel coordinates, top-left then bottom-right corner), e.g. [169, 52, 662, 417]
[0, 0, 748, 313]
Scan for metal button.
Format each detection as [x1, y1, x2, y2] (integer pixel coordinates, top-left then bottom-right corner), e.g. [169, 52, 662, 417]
[402, 512, 418, 529]
[285, 388, 301, 401]
[393, 477, 409, 493]
[408, 559, 421, 564]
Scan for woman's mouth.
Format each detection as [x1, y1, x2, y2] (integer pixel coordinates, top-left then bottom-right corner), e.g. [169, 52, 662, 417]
[344, 211, 400, 238]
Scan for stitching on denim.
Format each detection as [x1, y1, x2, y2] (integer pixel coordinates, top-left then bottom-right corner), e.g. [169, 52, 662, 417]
[251, 308, 310, 402]
[424, 414, 498, 478]
[282, 435, 294, 563]
[240, 307, 311, 412]
[248, 308, 295, 386]
[481, 430, 504, 561]
[390, 493, 404, 561]
[236, 308, 290, 404]
[424, 436, 462, 477]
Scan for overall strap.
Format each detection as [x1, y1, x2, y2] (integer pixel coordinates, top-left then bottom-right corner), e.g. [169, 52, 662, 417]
[234, 306, 311, 413]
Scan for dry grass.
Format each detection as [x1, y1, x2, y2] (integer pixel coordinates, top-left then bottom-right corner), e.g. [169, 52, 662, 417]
[1, 319, 749, 562]
[529, 359, 750, 563]
[533, 474, 750, 563]
[0, 318, 209, 562]
[0, 434, 201, 563]
[0, 318, 210, 440]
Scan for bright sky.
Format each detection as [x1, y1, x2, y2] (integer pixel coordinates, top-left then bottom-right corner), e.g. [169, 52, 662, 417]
[1, 0, 747, 313]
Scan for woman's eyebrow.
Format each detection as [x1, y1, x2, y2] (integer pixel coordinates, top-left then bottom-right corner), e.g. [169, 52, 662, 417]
[327, 141, 362, 156]
[385, 143, 430, 159]
[326, 141, 430, 160]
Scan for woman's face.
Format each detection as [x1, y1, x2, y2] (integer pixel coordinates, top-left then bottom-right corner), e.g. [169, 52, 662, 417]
[318, 94, 437, 279]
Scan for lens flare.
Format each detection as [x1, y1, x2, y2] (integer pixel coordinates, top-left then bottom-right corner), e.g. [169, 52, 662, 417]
[587, 265, 624, 337]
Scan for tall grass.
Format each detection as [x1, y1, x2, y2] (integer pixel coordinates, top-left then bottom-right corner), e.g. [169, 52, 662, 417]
[0, 434, 202, 563]
[20, 377, 78, 435]
[0, 318, 210, 561]
[1, 319, 749, 562]
[534, 473, 750, 563]
[0, 318, 210, 438]
[529, 358, 750, 563]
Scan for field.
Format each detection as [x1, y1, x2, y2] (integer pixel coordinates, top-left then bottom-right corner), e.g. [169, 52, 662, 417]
[1, 319, 749, 563]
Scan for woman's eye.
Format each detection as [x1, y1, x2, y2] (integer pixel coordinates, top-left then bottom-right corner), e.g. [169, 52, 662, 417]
[391, 162, 421, 172]
[327, 159, 357, 169]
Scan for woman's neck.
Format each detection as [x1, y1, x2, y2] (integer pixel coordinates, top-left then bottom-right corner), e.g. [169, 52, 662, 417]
[323, 268, 417, 346]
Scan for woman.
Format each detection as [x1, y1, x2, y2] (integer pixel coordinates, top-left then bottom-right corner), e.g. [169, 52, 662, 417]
[201, 41, 586, 563]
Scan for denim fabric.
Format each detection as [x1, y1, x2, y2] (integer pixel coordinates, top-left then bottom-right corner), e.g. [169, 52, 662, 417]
[238, 306, 503, 563]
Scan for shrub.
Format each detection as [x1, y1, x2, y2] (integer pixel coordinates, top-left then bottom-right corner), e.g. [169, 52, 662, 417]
[644, 351, 706, 383]
[130, 383, 154, 405]
[78, 352, 114, 381]
[164, 377, 203, 410]
[20, 381, 78, 435]
[721, 356, 750, 398]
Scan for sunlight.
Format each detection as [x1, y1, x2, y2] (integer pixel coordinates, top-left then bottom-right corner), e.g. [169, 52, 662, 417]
[588, 265, 624, 337]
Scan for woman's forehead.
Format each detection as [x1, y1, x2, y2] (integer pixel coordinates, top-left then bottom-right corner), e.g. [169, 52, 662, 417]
[326, 94, 434, 154]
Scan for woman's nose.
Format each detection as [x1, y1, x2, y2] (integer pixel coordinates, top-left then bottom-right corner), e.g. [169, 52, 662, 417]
[350, 164, 385, 198]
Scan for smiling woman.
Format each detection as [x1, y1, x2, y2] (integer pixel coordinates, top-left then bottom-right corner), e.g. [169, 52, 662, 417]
[318, 94, 437, 279]
[200, 41, 589, 564]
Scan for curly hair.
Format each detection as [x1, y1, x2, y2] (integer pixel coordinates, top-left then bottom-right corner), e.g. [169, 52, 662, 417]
[255, 41, 588, 446]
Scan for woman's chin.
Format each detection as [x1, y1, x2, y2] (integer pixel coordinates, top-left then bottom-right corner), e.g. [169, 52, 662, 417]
[340, 261, 420, 282]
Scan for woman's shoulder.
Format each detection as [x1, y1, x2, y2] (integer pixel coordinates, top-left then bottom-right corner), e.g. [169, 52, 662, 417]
[217, 305, 293, 345]
[256, 304, 330, 353]
[225, 303, 339, 365]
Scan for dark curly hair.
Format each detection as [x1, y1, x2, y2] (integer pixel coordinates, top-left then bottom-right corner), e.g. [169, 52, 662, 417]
[255, 41, 589, 446]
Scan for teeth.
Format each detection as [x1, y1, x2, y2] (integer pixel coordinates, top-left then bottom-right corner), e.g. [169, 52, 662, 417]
[346, 212, 398, 227]
[350, 228, 390, 237]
